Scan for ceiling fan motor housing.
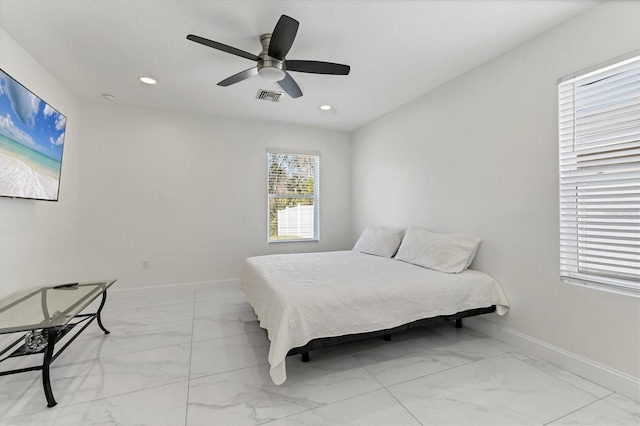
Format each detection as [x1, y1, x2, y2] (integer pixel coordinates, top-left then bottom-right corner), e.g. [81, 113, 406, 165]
[257, 33, 286, 81]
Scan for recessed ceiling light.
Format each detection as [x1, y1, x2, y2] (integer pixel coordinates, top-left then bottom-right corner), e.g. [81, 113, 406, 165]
[102, 93, 115, 101]
[139, 76, 157, 85]
[319, 105, 332, 111]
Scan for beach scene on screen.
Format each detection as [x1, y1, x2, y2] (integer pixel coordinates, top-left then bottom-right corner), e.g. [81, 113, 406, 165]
[0, 69, 66, 200]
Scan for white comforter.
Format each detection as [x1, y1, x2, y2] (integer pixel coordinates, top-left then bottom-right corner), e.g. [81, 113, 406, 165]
[239, 250, 510, 385]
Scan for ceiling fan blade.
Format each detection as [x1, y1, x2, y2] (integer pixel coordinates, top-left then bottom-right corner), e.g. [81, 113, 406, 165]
[278, 72, 303, 98]
[268, 15, 299, 60]
[217, 67, 258, 86]
[286, 60, 350, 75]
[187, 34, 260, 62]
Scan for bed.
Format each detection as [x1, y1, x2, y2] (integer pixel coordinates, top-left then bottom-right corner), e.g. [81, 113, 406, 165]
[239, 226, 510, 385]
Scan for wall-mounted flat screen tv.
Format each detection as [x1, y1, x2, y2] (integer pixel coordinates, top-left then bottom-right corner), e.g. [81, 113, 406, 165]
[0, 68, 66, 201]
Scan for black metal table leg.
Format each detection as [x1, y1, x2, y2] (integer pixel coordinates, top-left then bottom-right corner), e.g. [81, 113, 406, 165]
[42, 328, 57, 407]
[96, 290, 110, 334]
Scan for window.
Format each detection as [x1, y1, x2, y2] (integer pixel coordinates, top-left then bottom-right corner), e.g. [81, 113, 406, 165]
[559, 54, 639, 296]
[267, 150, 319, 242]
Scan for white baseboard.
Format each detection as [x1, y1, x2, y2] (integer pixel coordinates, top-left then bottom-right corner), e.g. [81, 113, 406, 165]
[465, 316, 640, 402]
[110, 278, 240, 293]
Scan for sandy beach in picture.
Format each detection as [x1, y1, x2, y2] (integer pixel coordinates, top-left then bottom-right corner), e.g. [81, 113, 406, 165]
[0, 146, 59, 200]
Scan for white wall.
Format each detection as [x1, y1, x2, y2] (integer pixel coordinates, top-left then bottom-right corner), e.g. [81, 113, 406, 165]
[77, 103, 351, 288]
[351, 0, 639, 389]
[0, 29, 79, 298]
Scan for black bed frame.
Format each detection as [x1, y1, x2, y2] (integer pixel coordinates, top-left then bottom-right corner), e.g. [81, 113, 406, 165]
[286, 306, 496, 362]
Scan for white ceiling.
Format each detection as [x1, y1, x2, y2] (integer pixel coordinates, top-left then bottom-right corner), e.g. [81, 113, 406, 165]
[0, 0, 598, 131]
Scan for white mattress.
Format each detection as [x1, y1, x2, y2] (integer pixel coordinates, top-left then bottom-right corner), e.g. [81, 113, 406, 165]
[239, 250, 510, 385]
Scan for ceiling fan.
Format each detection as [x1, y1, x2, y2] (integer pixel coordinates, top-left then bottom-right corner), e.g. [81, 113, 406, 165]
[186, 14, 350, 99]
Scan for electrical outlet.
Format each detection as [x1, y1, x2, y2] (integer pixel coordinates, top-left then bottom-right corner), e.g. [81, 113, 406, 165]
[142, 260, 149, 269]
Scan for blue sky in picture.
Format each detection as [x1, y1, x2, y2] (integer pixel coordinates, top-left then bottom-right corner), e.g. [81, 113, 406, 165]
[0, 69, 66, 162]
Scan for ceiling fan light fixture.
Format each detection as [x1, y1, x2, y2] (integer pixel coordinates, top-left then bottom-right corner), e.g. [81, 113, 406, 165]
[258, 66, 286, 82]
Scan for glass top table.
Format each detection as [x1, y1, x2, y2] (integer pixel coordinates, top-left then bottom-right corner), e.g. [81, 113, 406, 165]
[0, 279, 116, 407]
[0, 280, 116, 334]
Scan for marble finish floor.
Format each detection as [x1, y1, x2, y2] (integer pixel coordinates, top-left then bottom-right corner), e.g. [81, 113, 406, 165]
[0, 282, 638, 425]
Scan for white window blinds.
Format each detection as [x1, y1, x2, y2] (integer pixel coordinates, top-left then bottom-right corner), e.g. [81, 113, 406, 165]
[267, 150, 319, 242]
[559, 55, 640, 295]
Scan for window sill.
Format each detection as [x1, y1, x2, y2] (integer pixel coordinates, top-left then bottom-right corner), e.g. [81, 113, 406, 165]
[562, 277, 640, 299]
[268, 238, 319, 244]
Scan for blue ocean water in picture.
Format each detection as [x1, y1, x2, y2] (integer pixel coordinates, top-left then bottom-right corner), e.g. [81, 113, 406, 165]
[0, 133, 61, 178]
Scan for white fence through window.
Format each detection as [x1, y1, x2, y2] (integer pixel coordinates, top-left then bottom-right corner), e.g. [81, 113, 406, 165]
[276, 204, 315, 239]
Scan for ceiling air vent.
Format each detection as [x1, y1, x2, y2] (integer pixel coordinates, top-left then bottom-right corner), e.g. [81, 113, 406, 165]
[256, 89, 283, 102]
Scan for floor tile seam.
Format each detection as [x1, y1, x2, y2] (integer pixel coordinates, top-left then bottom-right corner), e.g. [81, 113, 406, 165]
[50, 338, 194, 367]
[460, 327, 519, 351]
[542, 394, 611, 425]
[109, 284, 239, 302]
[75, 319, 195, 336]
[252, 388, 386, 426]
[193, 294, 252, 302]
[99, 314, 196, 324]
[192, 308, 256, 320]
[185, 291, 197, 426]
[193, 295, 253, 303]
[104, 299, 197, 312]
[102, 301, 193, 318]
[603, 394, 640, 417]
[374, 352, 496, 389]
[381, 386, 424, 425]
[349, 346, 387, 381]
[63, 336, 195, 362]
[346, 333, 487, 386]
[190, 329, 267, 345]
[188, 360, 271, 382]
[0, 378, 192, 422]
[190, 329, 265, 344]
[350, 353, 424, 425]
[511, 350, 616, 400]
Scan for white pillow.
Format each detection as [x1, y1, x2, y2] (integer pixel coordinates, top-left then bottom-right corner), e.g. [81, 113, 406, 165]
[353, 226, 405, 258]
[395, 225, 481, 273]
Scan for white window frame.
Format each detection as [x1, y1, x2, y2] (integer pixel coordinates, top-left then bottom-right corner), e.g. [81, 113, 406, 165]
[558, 53, 639, 297]
[267, 149, 320, 243]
